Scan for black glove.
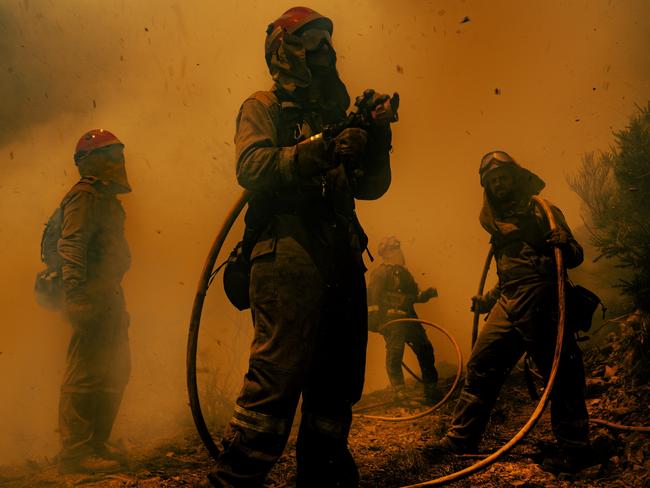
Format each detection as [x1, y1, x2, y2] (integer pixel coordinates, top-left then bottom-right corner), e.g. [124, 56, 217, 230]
[334, 127, 368, 164]
[545, 228, 571, 248]
[419, 287, 438, 302]
[295, 134, 337, 178]
[355, 89, 397, 127]
[471, 294, 494, 314]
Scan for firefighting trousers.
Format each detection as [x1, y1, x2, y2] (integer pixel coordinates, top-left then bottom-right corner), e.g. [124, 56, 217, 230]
[381, 320, 438, 388]
[211, 235, 367, 488]
[59, 287, 131, 461]
[446, 286, 589, 451]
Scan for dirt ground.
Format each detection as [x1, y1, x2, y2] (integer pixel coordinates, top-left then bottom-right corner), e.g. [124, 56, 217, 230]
[2, 370, 648, 488]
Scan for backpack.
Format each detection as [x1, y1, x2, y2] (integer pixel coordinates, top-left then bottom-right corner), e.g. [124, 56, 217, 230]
[566, 282, 605, 333]
[34, 207, 64, 309]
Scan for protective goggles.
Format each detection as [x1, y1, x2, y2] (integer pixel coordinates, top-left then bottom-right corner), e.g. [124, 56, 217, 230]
[479, 151, 515, 175]
[300, 28, 332, 51]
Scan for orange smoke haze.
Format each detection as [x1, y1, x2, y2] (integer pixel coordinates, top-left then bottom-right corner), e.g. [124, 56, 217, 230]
[0, 0, 648, 464]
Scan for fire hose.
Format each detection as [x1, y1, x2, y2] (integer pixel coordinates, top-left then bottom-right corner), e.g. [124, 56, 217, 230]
[354, 319, 463, 422]
[187, 192, 650, 475]
[187, 190, 249, 460]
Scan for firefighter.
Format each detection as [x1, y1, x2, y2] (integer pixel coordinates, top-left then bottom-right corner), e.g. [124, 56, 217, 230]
[206, 7, 393, 487]
[57, 129, 131, 473]
[367, 236, 439, 404]
[426, 151, 591, 472]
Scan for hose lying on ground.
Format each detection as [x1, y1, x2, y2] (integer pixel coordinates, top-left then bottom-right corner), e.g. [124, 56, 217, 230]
[354, 318, 463, 422]
[590, 419, 650, 433]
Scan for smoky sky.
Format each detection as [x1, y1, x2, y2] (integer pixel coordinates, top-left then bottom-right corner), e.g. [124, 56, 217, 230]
[0, 0, 648, 464]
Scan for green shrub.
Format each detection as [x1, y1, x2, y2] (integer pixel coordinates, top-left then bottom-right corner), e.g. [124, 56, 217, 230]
[569, 102, 650, 311]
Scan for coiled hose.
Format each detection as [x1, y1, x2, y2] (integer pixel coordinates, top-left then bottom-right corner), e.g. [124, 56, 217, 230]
[354, 318, 463, 422]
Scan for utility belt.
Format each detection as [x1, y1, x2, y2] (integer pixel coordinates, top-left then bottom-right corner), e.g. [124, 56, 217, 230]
[249, 191, 354, 219]
[247, 193, 367, 250]
[224, 193, 368, 311]
[386, 308, 408, 317]
[499, 278, 550, 299]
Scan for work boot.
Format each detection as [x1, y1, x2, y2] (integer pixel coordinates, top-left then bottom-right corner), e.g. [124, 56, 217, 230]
[93, 441, 128, 464]
[58, 453, 121, 474]
[392, 385, 408, 404]
[422, 436, 470, 461]
[540, 445, 598, 474]
[423, 382, 442, 405]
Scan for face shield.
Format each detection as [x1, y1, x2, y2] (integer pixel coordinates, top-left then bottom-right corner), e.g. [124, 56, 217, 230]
[78, 144, 131, 193]
[378, 236, 405, 265]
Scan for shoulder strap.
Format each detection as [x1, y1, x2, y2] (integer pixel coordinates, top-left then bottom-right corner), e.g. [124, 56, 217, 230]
[61, 177, 99, 207]
[246, 90, 300, 146]
[248, 90, 280, 108]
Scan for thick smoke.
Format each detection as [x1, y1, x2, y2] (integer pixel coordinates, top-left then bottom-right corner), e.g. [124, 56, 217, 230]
[0, 0, 648, 464]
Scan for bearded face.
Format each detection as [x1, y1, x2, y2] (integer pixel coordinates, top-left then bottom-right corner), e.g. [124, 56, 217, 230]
[484, 166, 516, 204]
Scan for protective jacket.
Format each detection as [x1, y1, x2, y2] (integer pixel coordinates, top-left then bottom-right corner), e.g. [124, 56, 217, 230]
[237, 87, 391, 272]
[58, 177, 130, 302]
[368, 263, 430, 322]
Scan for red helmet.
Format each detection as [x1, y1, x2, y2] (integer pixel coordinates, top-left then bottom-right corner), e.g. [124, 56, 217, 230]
[265, 6, 333, 67]
[74, 129, 123, 163]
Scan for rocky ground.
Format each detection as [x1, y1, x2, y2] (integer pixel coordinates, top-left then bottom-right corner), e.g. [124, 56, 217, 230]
[2, 313, 649, 487]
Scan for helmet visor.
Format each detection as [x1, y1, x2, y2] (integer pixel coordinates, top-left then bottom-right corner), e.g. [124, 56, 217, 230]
[479, 150, 517, 180]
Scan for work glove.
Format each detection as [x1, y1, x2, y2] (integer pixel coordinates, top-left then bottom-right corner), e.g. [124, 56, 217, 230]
[369, 92, 395, 127]
[545, 228, 571, 248]
[356, 89, 397, 127]
[294, 134, 337, 179]
[334, 127, 368, 166]
[418, 287, 439, 302]
[471, 294, 495, 314]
